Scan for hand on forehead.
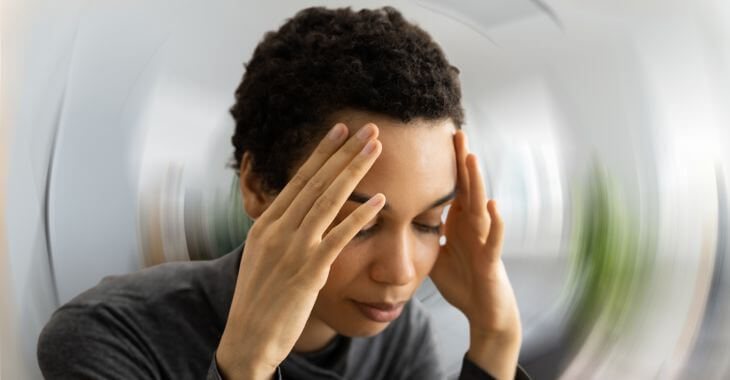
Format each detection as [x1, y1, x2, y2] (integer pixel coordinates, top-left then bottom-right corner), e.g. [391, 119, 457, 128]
[334, 110, 458, 217]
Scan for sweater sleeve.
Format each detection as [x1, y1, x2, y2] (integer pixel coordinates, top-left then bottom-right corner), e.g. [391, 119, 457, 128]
[207, 355, 223, 380]
[459, 354, 532, 380]
[207, 351, 282, 380]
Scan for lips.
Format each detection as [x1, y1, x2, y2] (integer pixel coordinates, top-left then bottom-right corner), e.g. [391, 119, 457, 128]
[352, 300, 406, 322]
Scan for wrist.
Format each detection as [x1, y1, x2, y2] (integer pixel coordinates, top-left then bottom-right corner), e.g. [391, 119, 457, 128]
[468, 322, 521, 346]
[467, 327, 521, 380]
[216, 343, 277, 380]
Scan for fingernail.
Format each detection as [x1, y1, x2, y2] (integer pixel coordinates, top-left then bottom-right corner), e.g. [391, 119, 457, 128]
[356, 124, 375, 141]
[361, 140, 377, 155]
[366, 194, 385, 207]
[328, 124, 346, 141]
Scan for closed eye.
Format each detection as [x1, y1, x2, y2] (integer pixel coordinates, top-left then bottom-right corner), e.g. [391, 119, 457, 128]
[414, 223, 442, 235]
[354, 222, 442, 239]
[354, 224, 378, 239]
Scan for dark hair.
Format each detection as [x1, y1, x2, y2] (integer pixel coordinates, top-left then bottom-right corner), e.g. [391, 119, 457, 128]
[230, 6, 464, 194]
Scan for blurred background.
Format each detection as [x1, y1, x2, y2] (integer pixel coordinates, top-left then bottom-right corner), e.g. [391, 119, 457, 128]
[2, 0, 730, 378]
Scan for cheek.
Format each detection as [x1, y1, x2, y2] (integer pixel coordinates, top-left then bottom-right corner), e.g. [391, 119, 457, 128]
[415, 239, 441, 275]
[319, 244, 367, 295]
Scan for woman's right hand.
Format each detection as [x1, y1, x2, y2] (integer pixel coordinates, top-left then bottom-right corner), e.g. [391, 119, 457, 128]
[215, 122, 385, 380]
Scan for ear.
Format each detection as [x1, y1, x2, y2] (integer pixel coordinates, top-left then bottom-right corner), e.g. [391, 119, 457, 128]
[239, 151, 275, 220]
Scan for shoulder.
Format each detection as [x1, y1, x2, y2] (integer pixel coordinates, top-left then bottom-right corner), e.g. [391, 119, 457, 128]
[37, 247, 242, 377]
[56, 246, 241, 315]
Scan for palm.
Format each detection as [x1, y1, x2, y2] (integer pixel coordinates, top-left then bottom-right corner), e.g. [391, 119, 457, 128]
[428, 130, 519, 334]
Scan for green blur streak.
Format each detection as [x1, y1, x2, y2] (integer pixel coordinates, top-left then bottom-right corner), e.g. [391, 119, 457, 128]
[566, 160, 655, 357]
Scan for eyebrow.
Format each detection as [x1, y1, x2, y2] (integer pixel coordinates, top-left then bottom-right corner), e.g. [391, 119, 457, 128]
[348, 186, 457, 213]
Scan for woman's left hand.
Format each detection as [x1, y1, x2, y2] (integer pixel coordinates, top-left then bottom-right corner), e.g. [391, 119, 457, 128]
[429, 130, 521, 377]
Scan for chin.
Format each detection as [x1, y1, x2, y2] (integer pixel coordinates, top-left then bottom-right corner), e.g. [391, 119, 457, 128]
[335, 319, 391, 338]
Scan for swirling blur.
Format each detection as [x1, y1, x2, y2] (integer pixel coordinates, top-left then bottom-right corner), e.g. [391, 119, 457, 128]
[3, 0, 730, 379]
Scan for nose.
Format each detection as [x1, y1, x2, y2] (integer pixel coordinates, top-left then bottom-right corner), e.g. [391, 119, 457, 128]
[369, 227, 417, 286]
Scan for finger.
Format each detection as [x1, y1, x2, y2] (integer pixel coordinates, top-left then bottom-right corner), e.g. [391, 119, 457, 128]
[454, 130, 470, 209]
[466, 154, 488, 216]
[261, 122, 350, 222]
[300, 139, 382, 238]
[486, 199, 504, 260]
[316, 193, 386, 266]
[279, 123, 378, 229]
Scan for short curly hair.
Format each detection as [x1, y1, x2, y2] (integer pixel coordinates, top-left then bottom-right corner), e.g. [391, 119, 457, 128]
[230, 6, 464, 194]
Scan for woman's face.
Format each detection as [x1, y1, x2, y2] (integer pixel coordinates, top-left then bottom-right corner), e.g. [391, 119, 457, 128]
[310, 110, 458, 338]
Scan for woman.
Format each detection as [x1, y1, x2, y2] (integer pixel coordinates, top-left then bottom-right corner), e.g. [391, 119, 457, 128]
[38, 6, 529, 380]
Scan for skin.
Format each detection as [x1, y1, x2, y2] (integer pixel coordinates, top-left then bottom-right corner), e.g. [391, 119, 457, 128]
[218, 109, 521, 380]
[294, 111, 458, 349]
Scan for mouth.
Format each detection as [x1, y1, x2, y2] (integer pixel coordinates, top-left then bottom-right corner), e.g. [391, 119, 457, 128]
[351, 300, 406, 323]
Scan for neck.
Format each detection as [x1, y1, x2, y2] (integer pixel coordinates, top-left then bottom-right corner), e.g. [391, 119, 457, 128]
[293, 316, 338, 353]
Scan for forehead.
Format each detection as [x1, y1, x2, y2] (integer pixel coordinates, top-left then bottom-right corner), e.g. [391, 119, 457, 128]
[339, 110, 457, 214]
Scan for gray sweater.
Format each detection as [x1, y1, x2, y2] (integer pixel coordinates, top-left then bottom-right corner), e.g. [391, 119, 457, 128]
[37, 245, 530, 379]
